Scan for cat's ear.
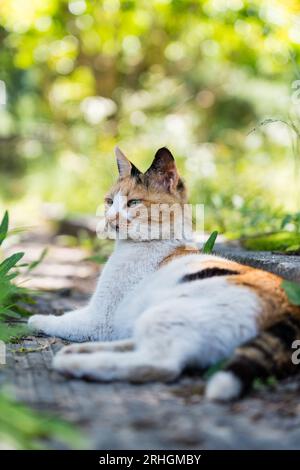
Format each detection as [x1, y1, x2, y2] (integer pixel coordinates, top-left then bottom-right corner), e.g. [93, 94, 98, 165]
[115, 146, 141, 179]
[115, 146, 132, 178]
[146, 147, 179, 192]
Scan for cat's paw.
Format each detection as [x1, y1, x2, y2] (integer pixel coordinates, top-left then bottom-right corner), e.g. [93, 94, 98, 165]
[28, 314, 56, 334]
[52, 353, 88, 378]
[56, 344, 91, 355]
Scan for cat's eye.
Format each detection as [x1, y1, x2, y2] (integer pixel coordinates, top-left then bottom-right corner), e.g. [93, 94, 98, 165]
[127, 199, 142, 207]
[105, 198, 113, 206]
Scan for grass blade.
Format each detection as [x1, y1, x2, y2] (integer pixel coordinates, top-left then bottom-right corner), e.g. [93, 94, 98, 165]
[0, 252, 25, 277]
[0, 211, 9, 247]
[202, 231, 218, 254]
[26, 248, 48, 273]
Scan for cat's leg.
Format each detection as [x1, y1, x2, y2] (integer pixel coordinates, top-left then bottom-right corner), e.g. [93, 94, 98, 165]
[53, 292, 259, 382]
[57, 339, 134, 355]
[53, 302, 201, 381]
[53, 349, 180, 382]
[28, 307, 99, 342]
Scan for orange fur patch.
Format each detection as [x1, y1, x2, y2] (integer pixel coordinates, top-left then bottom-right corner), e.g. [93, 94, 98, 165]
[159, 245, 200, 267]
[193, 258, 300, 327]
[161, 249, 300, 328]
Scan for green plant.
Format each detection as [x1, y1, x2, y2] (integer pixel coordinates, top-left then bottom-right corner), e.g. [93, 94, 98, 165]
[0, 211, 84, 449]
[0, 211, 30, 342]
[241, 232, 300, 253]
[0, 392, 84, 450]
[253, 376, 278, 392]
[282, 280, 300, 306]
[202, 231, 218, 254]
[281, 212, 300, 233]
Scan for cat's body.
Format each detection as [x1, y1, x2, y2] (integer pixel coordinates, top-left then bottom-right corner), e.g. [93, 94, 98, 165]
[29, 147, 300, 401]
[29, 239, 181, 342]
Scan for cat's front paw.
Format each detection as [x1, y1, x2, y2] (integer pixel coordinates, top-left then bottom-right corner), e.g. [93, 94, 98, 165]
[28, 314, 56, 334]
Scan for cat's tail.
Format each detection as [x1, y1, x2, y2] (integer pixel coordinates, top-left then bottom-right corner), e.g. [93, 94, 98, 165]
[205, 313, 300, 402]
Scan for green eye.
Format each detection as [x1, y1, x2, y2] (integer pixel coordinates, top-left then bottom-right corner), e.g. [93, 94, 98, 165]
[105, 198, 113, 206]
[127, 199, 142, 207]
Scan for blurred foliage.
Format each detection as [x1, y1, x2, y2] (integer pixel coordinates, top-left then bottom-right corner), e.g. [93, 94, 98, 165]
[0, 211, 84, 449]
[0, 211, 29, 342]
[0, 391, 83, 449]
[0, 211, 49, 342]
[241, 231, 300, 253]
[0, 0, 300, 236]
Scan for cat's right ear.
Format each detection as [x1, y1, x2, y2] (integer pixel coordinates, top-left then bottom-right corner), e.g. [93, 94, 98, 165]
[115, 146, 141, 179]
[115, 146, 132, 178]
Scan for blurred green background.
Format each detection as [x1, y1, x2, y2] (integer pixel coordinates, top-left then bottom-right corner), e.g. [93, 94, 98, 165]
[0, 0, 300, 237]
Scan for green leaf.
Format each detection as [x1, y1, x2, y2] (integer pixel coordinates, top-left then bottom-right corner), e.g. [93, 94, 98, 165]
[281, 214, 292, 229]
[0, 211, 9, 247]
[0, 252, 25, 277]
[84, 254, 108, 264]
[202, 231, 218, 254]
[26, 248, 48, 273]
[253, 375, 277, 391]
[2, 310, 22, 319]
[0, 392, 85, 449]
[282, 280, 300, 306]
[4, 272, 19, 281]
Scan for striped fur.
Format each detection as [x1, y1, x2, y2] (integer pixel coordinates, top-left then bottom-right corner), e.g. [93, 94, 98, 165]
[206, 313, 300, 401]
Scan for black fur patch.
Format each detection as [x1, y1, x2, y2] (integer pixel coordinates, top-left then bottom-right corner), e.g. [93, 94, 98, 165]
[287, 314, 300, 330]
[250, 340, 275, 362]
[130, 164, 142, 179]
[227, 356, 270, 394]
[180, 267, 239, 283]
[268, 320, 298, 349]
[177, 178, 185, 191]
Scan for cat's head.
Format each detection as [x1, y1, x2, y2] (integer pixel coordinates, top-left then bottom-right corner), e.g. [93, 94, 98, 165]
[103, 147, 188, 241]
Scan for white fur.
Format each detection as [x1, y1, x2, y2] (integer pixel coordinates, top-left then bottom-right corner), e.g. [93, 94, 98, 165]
[29, 241, 261, 385]
[106, 191, 132, 222]
[28, 239, 181, 341]
[205, 371, 242, 401]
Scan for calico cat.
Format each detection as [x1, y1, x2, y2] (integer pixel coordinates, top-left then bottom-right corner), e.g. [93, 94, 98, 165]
[28, 147, 300, 401]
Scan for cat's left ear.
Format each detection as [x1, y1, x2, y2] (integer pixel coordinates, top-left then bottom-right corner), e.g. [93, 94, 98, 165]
[146, 147, 179, 192]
